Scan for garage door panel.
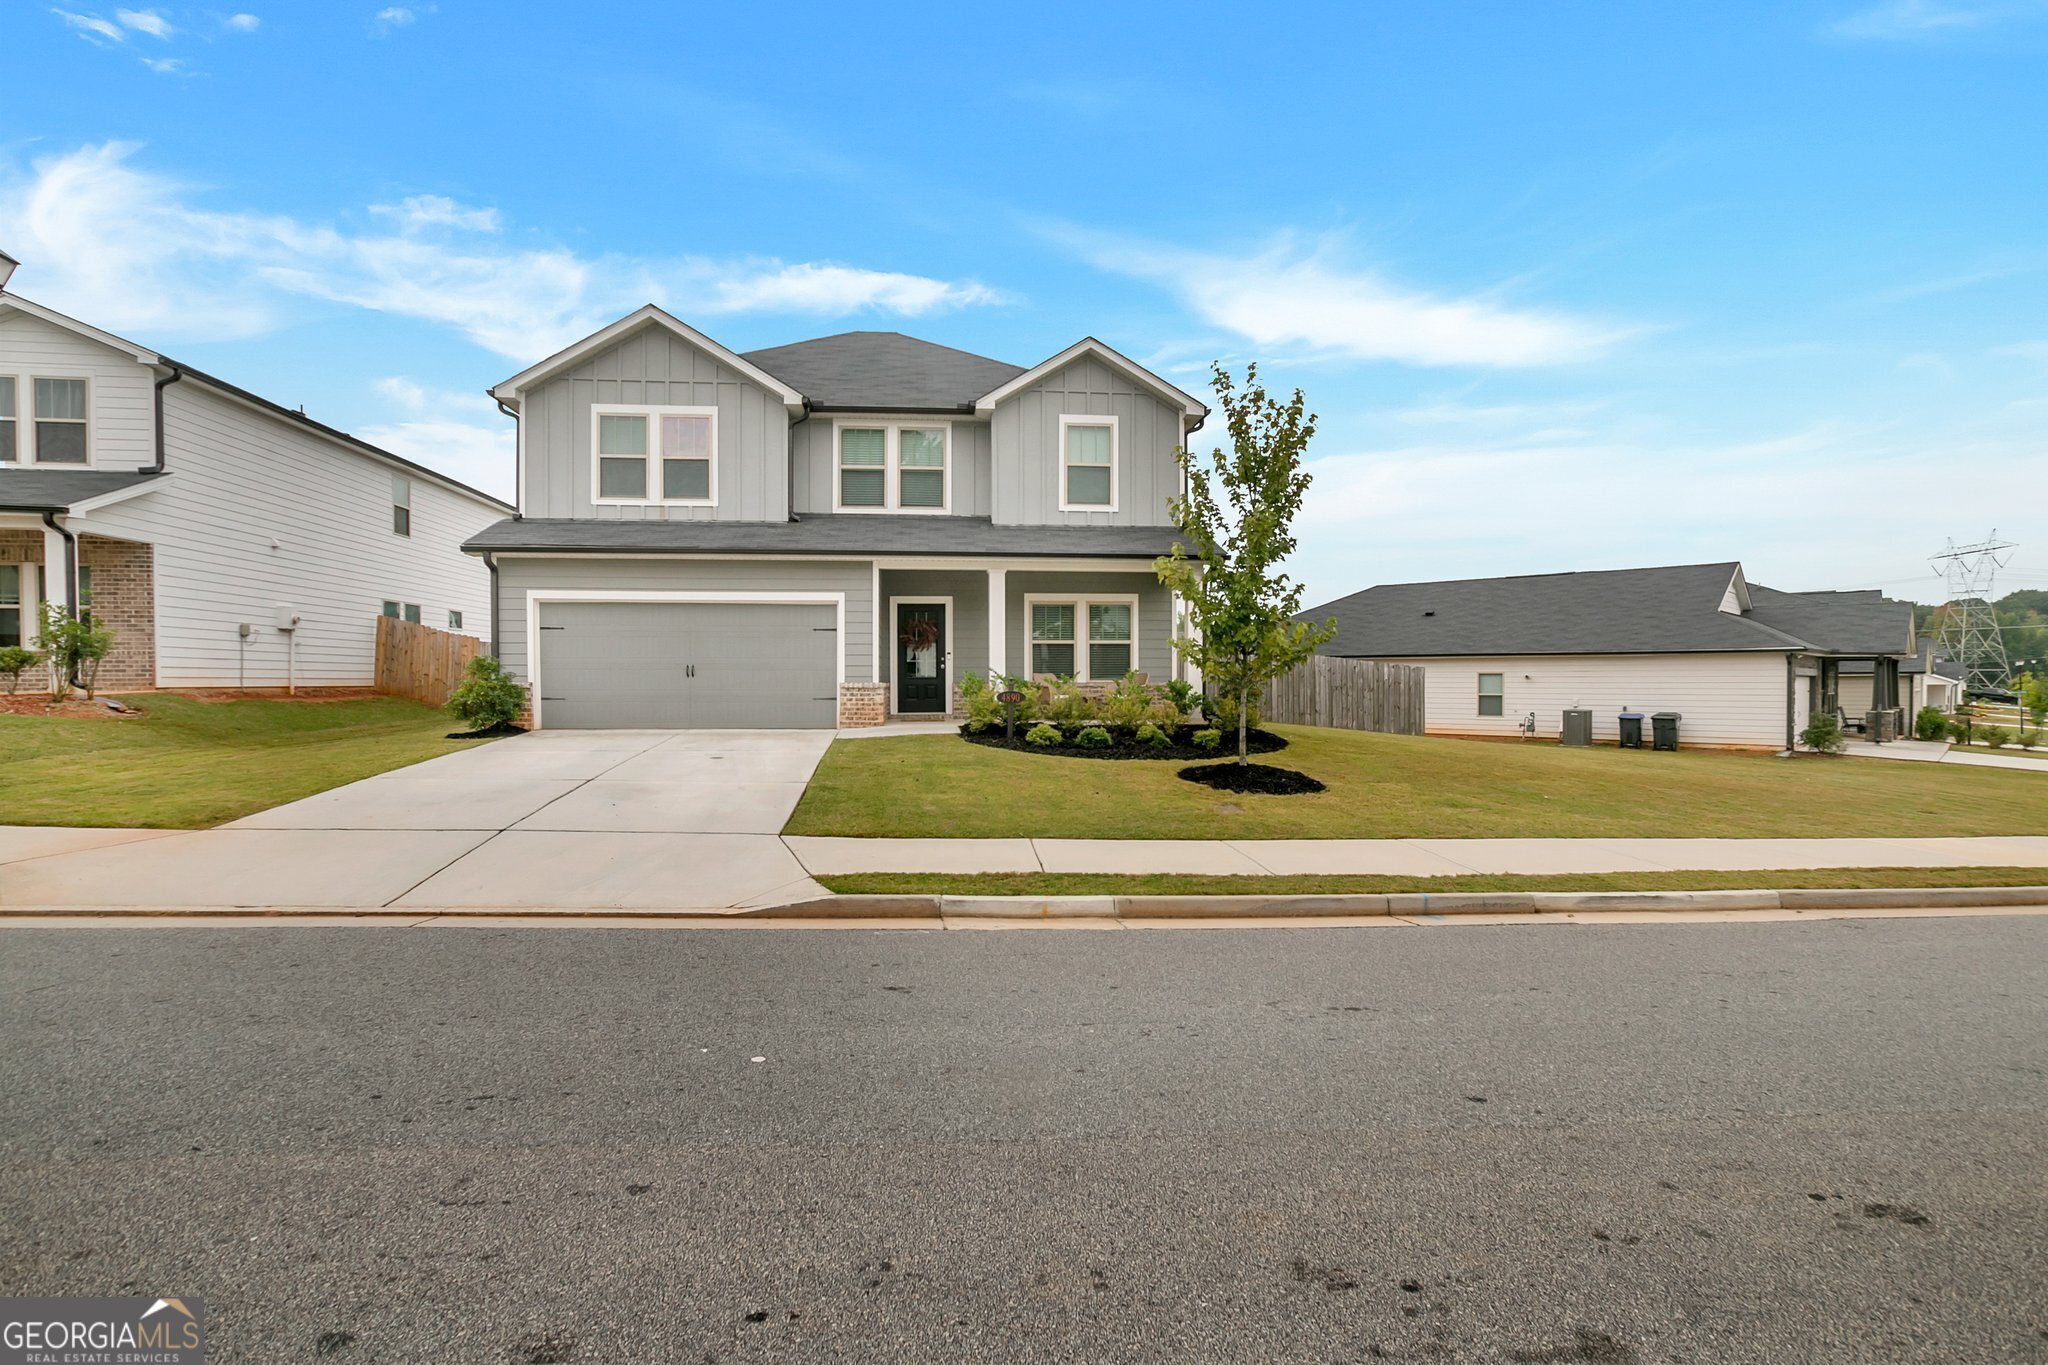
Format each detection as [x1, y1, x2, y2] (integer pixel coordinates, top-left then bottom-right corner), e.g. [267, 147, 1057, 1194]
[536, 601, 838, 730]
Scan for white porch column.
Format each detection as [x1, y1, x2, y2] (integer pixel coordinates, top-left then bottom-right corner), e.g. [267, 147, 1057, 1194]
[986, 567, 1007, 678]
[41, 523, 72, 616]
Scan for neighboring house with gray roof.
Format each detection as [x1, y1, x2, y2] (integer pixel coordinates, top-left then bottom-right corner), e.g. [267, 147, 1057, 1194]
[1302, 562, 1918, 750]
[470, 306, 1206, 728]
[0, 273, 510, 692]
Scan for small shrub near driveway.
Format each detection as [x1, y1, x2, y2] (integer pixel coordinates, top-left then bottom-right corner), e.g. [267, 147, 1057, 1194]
[1914, 705, 1949, 741]
[445, 655, 528, 736]
[1025, 722, 1063, 748]
[0, 645, 39, 695]
[1800, 711, 1846, 754]
[1976, 725, 2013, 752]
[1073, 725, 1113, 749]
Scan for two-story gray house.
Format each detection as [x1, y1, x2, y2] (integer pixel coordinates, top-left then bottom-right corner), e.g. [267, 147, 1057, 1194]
[465, 306, 1207, 728]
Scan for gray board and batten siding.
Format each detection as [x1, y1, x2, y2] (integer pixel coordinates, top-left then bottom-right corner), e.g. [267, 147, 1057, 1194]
[990, 354, 1188, 528]
[518, 325, 790, 522]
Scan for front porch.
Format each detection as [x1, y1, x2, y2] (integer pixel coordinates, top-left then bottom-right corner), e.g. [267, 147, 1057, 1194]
[871, 560, 1181, 721]
[1801, 652, 1912, 742]
[0, 522, 155, 692]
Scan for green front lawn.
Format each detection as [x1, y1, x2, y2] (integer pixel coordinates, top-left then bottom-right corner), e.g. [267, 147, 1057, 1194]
[820, 866, 2048, 897]
[0, 694, 483, 828]
[784, 725, 2048, 840]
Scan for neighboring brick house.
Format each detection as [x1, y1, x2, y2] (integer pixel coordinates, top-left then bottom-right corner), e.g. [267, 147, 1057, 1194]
[0, 255, 511, 693]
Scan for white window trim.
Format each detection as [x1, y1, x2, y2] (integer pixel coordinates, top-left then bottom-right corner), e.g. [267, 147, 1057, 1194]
[521, 589, 848, 731]
[1057, 413, 1118, 513]
[4, 375, 93, 467]
[589, 403, 719, 508]
[887, 595, 954, 715]
[832, 419, 952, 516]
[0, 560, 31, 648]
[1477, 672, 1505, 717]
[1022, 592, 1139, 683]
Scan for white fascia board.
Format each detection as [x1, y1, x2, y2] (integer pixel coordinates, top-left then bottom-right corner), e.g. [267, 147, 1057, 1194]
[489, 305, 806, 414]
[65, 473, 173, 515]
[0, 292, 161, 365]
[973, 336, 1208, 425]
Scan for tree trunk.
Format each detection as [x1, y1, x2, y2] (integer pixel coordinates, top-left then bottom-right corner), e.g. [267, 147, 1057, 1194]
[1238, 706, 1248, 766]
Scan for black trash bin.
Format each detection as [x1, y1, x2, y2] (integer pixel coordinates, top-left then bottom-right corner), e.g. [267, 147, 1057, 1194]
[1618, 712, 1645, 749]
[1651, 712, 1682, 751]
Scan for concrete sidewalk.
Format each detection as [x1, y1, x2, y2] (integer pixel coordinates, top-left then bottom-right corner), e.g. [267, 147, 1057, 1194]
[783, 834, 2048, 877]
[1843, 738, 2048, 773]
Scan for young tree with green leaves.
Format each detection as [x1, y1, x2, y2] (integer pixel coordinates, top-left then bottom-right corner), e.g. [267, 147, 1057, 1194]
[1155, 363, 1336, 766]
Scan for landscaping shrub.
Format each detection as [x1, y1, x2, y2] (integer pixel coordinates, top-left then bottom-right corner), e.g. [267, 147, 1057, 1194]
[446, 655, 527, 734]
[33, 604, 115, 700]
[1799, 711, 1846, 755]
[1914, 705, 1949, 742]
[958, 673, 998, 733]
[1102, 673, 1153, 729]
[1161, 679, 1198, 723]
[1208, 692, 1260, 732]
[1073, 725, 1113, 749]
[1044, 677, 1095, 726]
[1946, 715, 1973, 744]
[1192, 727, 1223, 751]
[1135, 720, 1171, 750]
[1025, 722, 1063, 748]
[1976, 725, 2013, 751]
[0, 645, 38, 695]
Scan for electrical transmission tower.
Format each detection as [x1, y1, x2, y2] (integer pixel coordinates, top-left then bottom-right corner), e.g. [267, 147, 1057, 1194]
[1930, 532, 2015, 691]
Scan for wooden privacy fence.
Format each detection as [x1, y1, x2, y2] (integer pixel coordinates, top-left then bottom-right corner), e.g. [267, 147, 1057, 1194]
[1262, 656, 1426, 735]
[374, 615, 480, 706]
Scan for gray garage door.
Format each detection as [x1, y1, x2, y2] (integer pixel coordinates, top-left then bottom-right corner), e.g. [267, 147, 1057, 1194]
[535, 601, 839, 729]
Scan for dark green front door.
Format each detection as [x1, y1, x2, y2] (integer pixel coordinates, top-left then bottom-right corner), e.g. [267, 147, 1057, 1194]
[897, 602, 947, 714]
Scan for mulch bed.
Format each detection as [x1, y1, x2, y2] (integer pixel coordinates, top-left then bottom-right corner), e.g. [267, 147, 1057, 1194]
[1177, 762, 1327, 795]
[446, 723, 527, 740]
[960, 723, 1288, 761]
[0, 694, 140, 720]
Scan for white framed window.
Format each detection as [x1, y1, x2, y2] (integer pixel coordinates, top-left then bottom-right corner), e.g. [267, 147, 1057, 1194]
[391, 474, 412, 537]
[1478, 672, 1504, 717]
[0, 378, 16, 463]
[381, 600, 421, 622]
[834, 421, 950, 514]
[1025, 594, 1138, 682]
[590, 404, 717, 507]
[34, 378, 89, 465]
[0, 564, 24, 648]
[448, 609, 463, 630]
[1058, 414, 1117, 512]
[403, 603, 421, 624]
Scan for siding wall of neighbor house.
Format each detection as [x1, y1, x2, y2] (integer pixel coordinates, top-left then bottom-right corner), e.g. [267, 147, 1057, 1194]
[1369, 651, 1791, 748]
[989, 357, 1185, 528]
[80, 380, 499, 687]
[790, 419, 993, 517]
[0, 311, 156, 471]
[878, 568, 991, 696]
[520, 326, 789, 522]
[492, 555, 874, 689]
[1006, 570, 1175, 682]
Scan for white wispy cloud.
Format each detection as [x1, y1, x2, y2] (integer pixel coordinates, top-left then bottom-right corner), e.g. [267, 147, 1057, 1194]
[370, 193, 502, 233]
[223, 12, 260, 31]
[373, 5, 418, 31]
[140, 54, 185, 73]
[52, 8, 126, 42]
[0, 142, 1004, 358]
[1055, 227, 1630, 368]
[359, 377, 513, 499]
[115, 7, 172, 37]
[1830, 0, 2047, 39]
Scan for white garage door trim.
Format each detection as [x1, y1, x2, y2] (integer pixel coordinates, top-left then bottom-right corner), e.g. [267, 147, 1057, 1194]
[524, 589, 847, 730]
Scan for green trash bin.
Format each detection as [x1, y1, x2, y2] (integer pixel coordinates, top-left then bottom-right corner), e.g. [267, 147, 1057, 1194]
[1651, 712, 1682, 751]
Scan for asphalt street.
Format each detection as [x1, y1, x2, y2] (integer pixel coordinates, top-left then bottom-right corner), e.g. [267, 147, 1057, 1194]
[2, 918, 2044, 1363]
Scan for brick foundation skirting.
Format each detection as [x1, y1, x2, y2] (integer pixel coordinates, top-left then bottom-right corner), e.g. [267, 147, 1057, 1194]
[838, 682, 888, 728]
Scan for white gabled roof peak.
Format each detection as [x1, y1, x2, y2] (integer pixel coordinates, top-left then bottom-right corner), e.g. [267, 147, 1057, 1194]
[973, 336, 1208, 426]
[490, 305, 806, 413]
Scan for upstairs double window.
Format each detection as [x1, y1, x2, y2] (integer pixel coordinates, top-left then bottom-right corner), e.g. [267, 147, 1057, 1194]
[835, 422, 949, 513]
[592, 405, 717, 506]
[0, 377, 89, 464]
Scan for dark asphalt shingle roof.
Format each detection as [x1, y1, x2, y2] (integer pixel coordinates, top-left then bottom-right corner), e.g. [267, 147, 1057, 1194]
[0, 468, 164, 512]
[1306, 562, 1915, 658]
[741, 332, 1024, 412]
[465, 513, 1187, 559]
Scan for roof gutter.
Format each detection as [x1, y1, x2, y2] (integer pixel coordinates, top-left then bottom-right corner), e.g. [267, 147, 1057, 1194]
[151, 364, 184, 474]
[483, 550, 500, 661]
[496, 397, 521, 520]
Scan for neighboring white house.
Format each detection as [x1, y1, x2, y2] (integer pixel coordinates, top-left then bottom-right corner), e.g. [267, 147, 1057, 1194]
[0, 264, 510, 691]
[1302, 562, 1918, 751]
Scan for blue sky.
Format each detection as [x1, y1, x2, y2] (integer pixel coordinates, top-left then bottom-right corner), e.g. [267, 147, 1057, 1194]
[3, 0, 2044, 604]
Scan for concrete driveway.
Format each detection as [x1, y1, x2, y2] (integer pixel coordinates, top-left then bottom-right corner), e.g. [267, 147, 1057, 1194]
[0, 730, 835, 912]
